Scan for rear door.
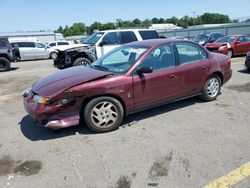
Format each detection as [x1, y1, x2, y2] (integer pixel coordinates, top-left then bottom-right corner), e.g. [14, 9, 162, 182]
[174, 42, 211, 95]
[17, 42, 36, 60]
[98, 32, 120, 57]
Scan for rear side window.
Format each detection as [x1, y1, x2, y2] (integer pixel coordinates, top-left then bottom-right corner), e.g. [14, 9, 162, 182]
[17, 42, 35, 48]
[57, 42, 69, 45]
[139, 30, 159, 40]
[175, 42, 207, 64]
[119, 31, 137, 44]
[49, 42, 56, 47]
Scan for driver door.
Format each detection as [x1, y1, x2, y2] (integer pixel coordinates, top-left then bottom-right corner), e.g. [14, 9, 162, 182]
[132, 44, 182, 111]
[98, 32, 120, 57]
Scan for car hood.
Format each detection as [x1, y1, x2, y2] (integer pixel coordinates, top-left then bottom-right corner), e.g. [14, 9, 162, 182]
[206, 42, 226, 48]
[54, 44, 91, 51]
[32, 66, 113, 97]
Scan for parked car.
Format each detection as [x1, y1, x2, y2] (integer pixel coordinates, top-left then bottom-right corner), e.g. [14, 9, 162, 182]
[53, 29, 159, 69]
[205, 34, 250, 58]
[23, 39, 232, 133]
[10, 40, 57, 60]
[245, 51, 250, 72]
[169, 36, 188, 40]
[194, 32, 224, 46]
[0, 37, 19, 71]
[48, 41, 71, 48]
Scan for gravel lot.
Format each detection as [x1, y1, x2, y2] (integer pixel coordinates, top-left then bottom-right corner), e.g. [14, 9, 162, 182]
[0, 57, 249, 188]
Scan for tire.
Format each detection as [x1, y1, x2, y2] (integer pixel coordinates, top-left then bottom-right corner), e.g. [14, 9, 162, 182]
[0, 57, 11, 72]
[83, 97, 124, 133]
[200, 74, 221, 102]
[247, 68, 250, 72]
[73, 58, 91, 66]
[50, 52, 58, 59]
[227, 49, 233, 58]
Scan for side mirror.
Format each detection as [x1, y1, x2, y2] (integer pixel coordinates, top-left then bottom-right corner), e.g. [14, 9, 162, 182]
[99, 41, 107, 47]
[136, 66, 153, 75]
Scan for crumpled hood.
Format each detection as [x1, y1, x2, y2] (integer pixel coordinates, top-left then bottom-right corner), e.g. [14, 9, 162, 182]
[206, 42, 227, 48]
[32, 66, 112, 97]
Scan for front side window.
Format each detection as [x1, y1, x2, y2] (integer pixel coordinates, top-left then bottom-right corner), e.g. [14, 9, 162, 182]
[91, 46, 148, 73]
[36, 43, 46, 48]
[49, 42, 56, 47]
[119, 31, 137, 44]
[176, 42, 207, 64]
[57, 42, 69, 45]
[237, 36, 245, 42]
[140, 44, 175, 71]
[102, 32, 118, 45]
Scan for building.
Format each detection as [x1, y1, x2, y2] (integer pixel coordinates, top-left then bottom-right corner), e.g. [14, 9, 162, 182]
[0, 31, 64, 43]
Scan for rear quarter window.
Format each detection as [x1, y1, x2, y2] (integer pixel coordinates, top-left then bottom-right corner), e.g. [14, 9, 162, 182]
[57, 42, 69, 45]
[17, 42, 35, 48]
[139, 30, 159, 40]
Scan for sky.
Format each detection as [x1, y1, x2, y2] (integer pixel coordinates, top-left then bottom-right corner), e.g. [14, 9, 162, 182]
[1, 0, 250, 32]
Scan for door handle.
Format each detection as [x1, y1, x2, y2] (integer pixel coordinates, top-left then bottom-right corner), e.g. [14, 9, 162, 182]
[202, 66, 208, 70]
[168, 74, 176, 78]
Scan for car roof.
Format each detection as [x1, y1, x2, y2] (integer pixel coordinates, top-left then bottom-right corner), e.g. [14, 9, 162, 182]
[97, 28, 156, 33]
[124, 39, 193, 48]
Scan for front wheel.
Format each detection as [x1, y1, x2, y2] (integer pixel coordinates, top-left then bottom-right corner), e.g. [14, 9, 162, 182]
[83, 97, 124, 133]
[0, 57, 10, 72]
[50, 52, 58, 59]
[200, 75, 221, 101]
[73, 58, 91, 66]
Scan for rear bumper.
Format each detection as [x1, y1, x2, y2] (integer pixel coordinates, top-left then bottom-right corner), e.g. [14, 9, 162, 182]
[223, 69, 232, 84]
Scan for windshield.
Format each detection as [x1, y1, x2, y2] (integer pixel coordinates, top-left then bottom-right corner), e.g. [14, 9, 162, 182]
[91, 46, 149, 73]
[83, 32, 104, 44]
[215, 36, 235, 43]
[194, 34, 208, 41]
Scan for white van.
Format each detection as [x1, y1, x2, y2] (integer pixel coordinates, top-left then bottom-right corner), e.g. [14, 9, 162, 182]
[9, 40, 57, 60]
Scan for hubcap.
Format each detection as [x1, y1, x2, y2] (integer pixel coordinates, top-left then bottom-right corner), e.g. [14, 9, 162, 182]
[51, 53, 57, 59]
[227, 50, 232, 58]
[0, 61, 6, 69]
[91, 101, 118, 128]
[206, 78, 220, 98]
[78, 61, 89, 66]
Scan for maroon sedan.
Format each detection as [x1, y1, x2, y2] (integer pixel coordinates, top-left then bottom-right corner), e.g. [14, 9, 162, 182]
[205, 34, 250, 58]
[23, 39, 232, 133]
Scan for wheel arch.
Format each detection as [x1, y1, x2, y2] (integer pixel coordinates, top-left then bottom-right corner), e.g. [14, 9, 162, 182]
[210, 71, 224, 84]
[80, 94, 127, 116]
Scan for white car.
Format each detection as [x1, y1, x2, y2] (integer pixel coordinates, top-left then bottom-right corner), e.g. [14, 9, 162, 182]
[10, 41, 57, 60]
[48, 41, 71, 48]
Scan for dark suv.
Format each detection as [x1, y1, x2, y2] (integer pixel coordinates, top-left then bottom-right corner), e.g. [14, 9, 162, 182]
[0, 37, 20, 71]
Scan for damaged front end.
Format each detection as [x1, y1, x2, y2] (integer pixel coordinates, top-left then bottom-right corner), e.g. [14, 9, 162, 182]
[54, 45, 97, 69]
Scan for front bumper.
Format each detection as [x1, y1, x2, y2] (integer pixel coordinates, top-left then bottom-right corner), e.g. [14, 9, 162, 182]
[23, 91, 80, 129]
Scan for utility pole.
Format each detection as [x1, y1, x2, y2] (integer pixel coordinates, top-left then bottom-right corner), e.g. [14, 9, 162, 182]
[192, 11, 196, 18]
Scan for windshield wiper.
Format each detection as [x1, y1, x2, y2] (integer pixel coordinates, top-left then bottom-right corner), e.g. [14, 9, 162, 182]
[91, 65, 110, 71]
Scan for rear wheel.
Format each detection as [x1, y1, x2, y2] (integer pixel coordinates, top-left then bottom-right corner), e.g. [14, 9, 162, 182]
[0, 57, 10, 72]
[73, 58, 91, 66]
[247, 68, 250, 72]
[83, 97, 124, 133]
[200, 74, 221, 101]
[227, 49, 233, 58]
